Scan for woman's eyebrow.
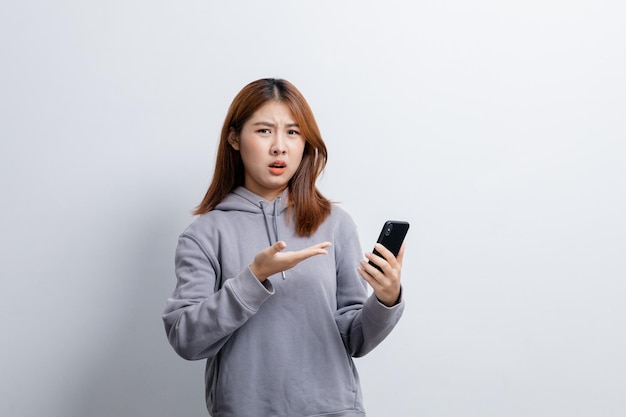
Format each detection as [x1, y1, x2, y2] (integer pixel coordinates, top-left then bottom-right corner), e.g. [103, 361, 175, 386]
[252, 121, 275, 127]
[251, 121, 299, 128]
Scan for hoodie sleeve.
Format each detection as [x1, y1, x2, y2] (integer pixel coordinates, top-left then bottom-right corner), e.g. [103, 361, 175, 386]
[162, 234, 274, 361]
[333, 216, 405, 357]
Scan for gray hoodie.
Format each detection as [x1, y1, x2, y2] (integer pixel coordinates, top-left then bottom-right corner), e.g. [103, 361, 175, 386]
[163, 187, 404, 417]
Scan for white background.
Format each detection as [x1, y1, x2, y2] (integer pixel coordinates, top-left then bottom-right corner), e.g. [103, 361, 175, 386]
[1, 1, 625, 416]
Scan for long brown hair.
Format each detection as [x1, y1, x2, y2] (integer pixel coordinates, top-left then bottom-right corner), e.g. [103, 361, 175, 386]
[194, 78, 331, 236]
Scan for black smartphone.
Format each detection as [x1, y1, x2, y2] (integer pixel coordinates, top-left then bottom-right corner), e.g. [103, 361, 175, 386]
[368, 220, 410, 272]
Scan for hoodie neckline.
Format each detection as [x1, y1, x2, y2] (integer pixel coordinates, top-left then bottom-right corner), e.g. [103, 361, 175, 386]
[217, 186, 289, 215]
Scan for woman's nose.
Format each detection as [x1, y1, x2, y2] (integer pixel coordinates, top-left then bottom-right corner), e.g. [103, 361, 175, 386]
[271, 136, 287, 155]
[272, 147, 286, 155]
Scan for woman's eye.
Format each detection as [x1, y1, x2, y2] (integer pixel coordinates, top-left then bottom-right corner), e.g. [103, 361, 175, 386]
[288, 130, 300, 136]
[257, 128, 271, 134]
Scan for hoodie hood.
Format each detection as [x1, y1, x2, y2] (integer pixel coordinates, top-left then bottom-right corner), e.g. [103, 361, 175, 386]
[214, 186, 289, 215]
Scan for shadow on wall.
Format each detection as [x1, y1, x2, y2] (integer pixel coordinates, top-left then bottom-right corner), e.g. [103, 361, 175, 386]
[69, 200, 207, 417]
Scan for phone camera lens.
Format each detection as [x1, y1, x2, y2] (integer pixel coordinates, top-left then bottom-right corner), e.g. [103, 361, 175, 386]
[385, 224, 393, 236]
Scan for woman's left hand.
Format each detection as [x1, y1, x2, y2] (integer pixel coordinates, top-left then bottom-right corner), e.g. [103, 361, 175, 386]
[358, 243, 405, 307]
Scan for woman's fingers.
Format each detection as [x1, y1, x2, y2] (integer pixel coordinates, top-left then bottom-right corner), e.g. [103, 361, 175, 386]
[358, 243, 405, 307]
[251, 241, 332, 281]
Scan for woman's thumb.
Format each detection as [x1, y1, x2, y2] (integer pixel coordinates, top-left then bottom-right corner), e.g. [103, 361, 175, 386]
[273, 241, 287, 252]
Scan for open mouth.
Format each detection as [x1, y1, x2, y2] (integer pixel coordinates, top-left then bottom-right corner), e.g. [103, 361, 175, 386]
[269, 161, 286, 175]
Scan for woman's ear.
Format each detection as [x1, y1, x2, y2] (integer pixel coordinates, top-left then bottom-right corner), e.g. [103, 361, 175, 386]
[227, 129, 240, 150]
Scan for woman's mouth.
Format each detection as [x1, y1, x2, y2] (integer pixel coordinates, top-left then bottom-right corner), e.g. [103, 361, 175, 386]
[269, 161, 286, 175]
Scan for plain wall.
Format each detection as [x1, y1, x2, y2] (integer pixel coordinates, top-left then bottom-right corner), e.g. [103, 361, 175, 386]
[1, 1, 625, 416]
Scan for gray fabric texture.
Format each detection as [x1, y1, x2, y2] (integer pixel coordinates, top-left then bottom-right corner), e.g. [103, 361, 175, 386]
[163, 187, 404, 417]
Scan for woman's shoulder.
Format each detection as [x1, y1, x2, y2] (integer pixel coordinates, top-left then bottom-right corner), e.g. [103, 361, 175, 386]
[326, 203, 358, 231]
[329, 202, 350, 218]
[180, 209, 230, 239]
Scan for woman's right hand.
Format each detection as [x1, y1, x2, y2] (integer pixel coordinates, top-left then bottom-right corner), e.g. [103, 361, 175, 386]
[249, 241, 332, 281]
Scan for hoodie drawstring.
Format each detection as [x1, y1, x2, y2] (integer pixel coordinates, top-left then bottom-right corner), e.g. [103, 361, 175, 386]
[259, 198, 286, 279]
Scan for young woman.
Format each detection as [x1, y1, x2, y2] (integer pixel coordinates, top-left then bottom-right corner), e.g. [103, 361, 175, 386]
[163, 78, 405, 417]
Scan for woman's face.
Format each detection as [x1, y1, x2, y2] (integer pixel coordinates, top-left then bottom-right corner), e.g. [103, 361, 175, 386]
[230, 100, 306, 201]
